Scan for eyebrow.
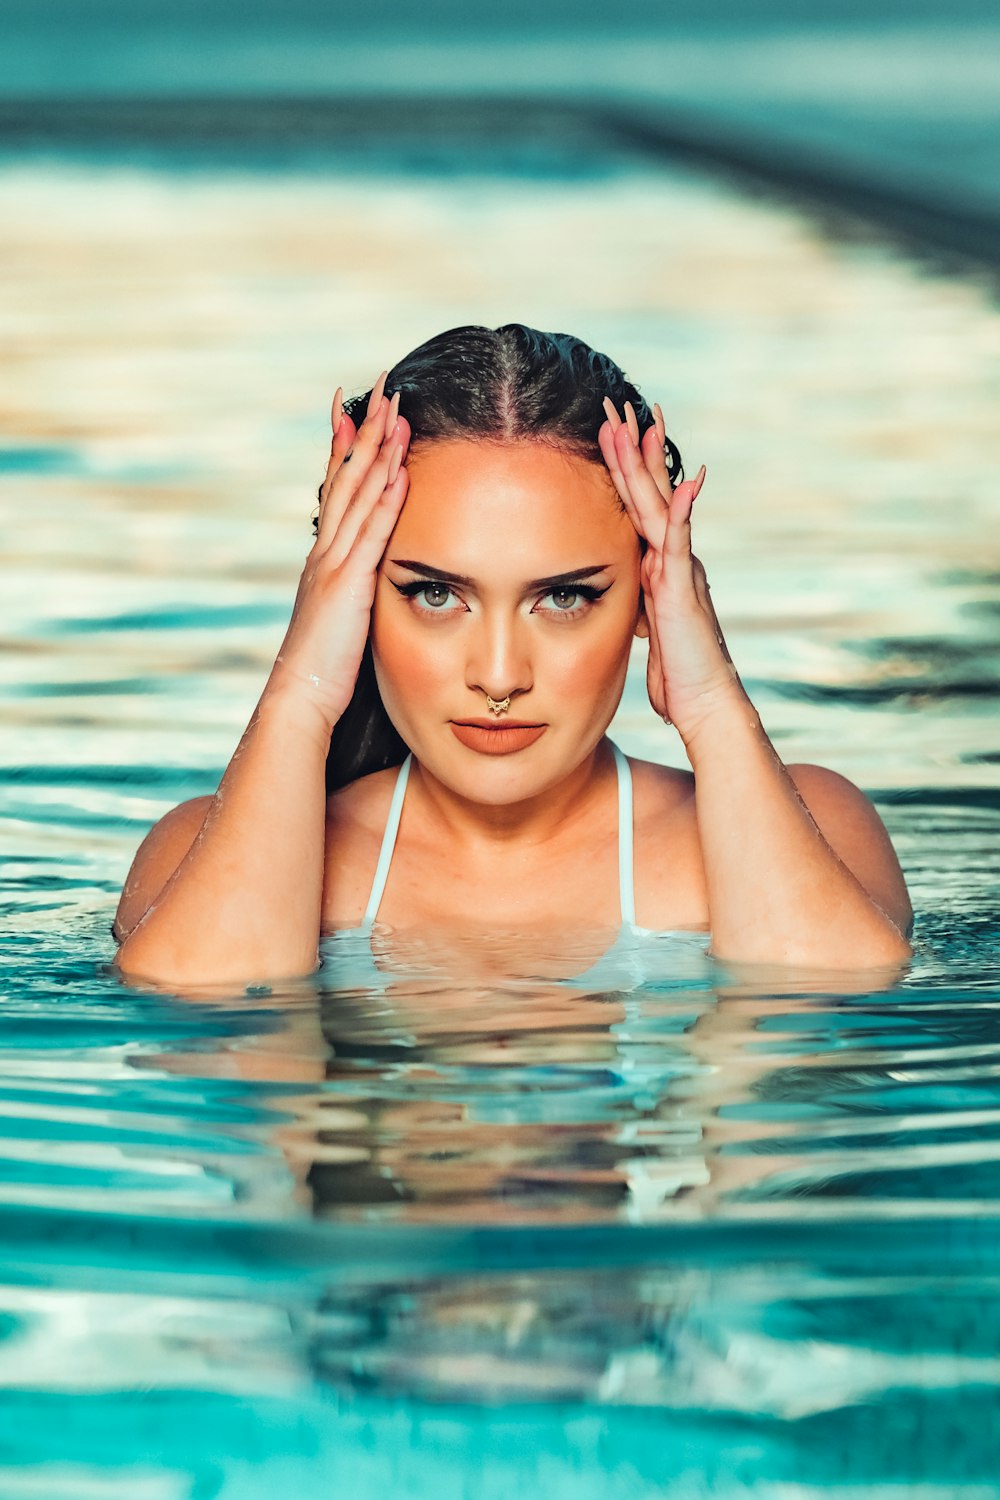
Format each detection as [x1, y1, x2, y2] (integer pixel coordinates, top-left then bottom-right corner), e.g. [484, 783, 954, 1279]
[388, 559, 614, 590]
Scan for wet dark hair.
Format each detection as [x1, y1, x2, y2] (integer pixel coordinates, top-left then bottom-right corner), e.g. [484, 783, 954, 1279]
[323, 323, 684, 793]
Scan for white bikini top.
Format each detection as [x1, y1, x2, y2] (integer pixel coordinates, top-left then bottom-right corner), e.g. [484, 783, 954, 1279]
[361, 742, 637, 930]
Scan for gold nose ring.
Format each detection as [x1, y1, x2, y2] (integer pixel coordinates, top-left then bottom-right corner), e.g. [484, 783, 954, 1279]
[485, 695, 511, 716]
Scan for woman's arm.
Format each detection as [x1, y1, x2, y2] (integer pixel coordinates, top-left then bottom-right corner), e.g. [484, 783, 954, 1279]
[600, 401, 911, 970]
[683, 700, 912, 966]
[115, 380, 410, 988]
[114, 691, 333, 986]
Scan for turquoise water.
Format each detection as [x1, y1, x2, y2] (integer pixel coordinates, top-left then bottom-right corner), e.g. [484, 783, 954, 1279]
[2, 124, 1000, 1495]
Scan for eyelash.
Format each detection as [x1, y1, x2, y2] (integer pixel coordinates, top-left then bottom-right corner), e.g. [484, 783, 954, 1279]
[391, 580, 610, 619]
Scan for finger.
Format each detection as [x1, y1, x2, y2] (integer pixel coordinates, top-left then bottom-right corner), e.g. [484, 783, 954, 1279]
[598, 419, 644, 533]
[614, 423, 669, 551]
[328, 437, 402, 566]
[602, 397, 622, 433]
[352, 464, 410, 573]
[316, 413, 358, 544]
[668, 464, 705, 524]
[316, 409, 357, 529]
[394, 413, 412, 457]
[367, 371, 388, 419]
[664, 465, 706, 561]
[640, 423, 672, 502]
[318, 389, 394, 548]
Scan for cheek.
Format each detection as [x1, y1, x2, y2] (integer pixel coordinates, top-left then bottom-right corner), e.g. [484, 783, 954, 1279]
[370, 592, 454, 711]
[563, 619, 634, 691]
[545, 596, 640, 700]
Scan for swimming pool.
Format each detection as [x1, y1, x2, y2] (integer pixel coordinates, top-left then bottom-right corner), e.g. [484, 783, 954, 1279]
[1, 141, 999, 1496]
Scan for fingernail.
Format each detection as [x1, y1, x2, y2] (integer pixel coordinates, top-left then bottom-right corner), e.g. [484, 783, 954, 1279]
[367, 371, 388, 418]
[693, 464, 707, 498]
[386, 390, 400, 430]
[624, 401, 640, 445]
[331, 385, 343, 433]
[653, 402, 665, 442]
[602, 396, 621, 431]
[387, 441, 403, 485]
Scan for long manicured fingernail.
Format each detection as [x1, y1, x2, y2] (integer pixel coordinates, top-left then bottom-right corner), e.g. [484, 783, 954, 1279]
[367, 371, 388, 418]
[602, 396, 621, 431]
[387, 441, 403, 486]
[624, 401, 640, 445]
[331, 386, 343, 433]
[386, 389, 400, 432]
[692, 464, 707, 498]
[653, 402, 665, 443]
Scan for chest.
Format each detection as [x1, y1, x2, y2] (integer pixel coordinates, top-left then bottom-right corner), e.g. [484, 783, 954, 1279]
[321, 792, 708, 934]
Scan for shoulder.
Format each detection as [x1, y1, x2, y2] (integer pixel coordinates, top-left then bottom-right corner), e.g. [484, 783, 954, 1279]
[622, 752, 911, 938]
[322, 762, 407, 927]
[114, 796, 213, 941]
[627, 753, 696, 817]
[325, 763, 404, 836]
[785, 763, 913, 935]
[785, 762, 898, 843]
[624, 753, 709, 928]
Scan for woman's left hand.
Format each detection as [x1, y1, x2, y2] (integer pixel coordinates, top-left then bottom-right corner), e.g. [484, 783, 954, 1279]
[599, 399, 744, 746]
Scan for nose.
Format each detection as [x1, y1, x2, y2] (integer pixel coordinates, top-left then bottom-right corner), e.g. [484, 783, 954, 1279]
[465, 608, 533, 706]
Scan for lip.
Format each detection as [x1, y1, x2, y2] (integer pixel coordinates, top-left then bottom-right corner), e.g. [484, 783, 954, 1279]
[449, 720, 547, 755]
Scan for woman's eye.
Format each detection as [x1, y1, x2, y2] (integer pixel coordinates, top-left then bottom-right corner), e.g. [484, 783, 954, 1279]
[391, 578, 464, 613]
[548, 589, 582, 611]
[536, 585, 607, 615]
[419, 583, 456, 609]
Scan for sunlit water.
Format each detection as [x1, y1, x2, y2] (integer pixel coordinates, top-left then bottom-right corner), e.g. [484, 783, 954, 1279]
[1, 139, 999, 1497]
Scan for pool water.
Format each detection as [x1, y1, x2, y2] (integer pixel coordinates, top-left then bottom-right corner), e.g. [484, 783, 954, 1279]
[1, 144, 999, 1497]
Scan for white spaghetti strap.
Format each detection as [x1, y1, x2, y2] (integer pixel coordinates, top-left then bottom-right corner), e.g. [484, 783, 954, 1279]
[361, 754, 412, 927]
[611, 742, 636, 927]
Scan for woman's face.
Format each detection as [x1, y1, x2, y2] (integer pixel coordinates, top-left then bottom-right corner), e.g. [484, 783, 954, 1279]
[371, 438, 647, 804]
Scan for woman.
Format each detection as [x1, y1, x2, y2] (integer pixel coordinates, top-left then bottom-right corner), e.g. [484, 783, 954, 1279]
[114, 324, 912, 987]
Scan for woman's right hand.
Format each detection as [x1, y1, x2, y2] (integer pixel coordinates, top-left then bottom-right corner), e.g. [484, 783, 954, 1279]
[265, 373, 410, 741]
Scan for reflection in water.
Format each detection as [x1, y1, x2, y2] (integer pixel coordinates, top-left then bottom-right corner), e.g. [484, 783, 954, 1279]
[0, 911, 999, 1490]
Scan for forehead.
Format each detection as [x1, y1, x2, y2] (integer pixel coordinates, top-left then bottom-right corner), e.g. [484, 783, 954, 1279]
[389, 439, 635, 571]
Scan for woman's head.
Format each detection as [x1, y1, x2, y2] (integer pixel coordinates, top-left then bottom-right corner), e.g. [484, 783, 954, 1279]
[341, 323, 683, 483]
[325, 324, 683, 794]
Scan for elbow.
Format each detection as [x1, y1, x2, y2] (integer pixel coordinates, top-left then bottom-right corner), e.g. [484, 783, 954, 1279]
[113, 932, 320, 991]
[709, 912, 913, 976]
[852, 925, 912, 970]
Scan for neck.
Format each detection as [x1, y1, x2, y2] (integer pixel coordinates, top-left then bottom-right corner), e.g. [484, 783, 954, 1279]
[406, 737, 616, 851]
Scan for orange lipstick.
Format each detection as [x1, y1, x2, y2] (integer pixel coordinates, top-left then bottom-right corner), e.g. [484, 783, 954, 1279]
[450, 720, 547, 755]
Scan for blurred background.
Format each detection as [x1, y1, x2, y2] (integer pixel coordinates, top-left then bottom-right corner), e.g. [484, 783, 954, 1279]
[1, 0, 998, 910]
[2, 9, 1000, 1495]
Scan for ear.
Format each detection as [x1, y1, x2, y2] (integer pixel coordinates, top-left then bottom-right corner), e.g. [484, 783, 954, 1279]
[633, 591, 650, 639]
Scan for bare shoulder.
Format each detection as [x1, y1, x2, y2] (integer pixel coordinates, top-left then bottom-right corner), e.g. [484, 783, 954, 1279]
[115, 795, 213, 941]
[322, 763, 404, 927]
[625, 754, 707, 929]
[622, 752, 912, 938]
[627, 753, 696, 820]
[787, 763, 913, 935]
[325, 764, 402, 836]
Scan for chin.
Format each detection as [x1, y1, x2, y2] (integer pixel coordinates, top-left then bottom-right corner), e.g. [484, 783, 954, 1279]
[413, 725, 598, 802]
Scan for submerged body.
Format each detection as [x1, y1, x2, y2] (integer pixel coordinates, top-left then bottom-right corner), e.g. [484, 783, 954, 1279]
[114, 326, 912, 987]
